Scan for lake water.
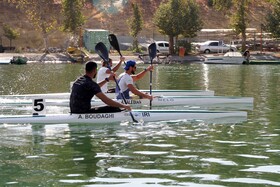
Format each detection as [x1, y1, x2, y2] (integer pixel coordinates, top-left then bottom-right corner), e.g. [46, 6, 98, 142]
[0, 62, 280, 186]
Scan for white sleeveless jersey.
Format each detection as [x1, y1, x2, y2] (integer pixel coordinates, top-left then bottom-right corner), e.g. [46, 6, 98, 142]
[97, 67, 109, 93]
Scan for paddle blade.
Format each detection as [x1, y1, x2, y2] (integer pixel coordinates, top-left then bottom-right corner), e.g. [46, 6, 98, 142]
[108, 34, 122, 56]
[148, 43, 157, 61]
[95, 42, 109, 62]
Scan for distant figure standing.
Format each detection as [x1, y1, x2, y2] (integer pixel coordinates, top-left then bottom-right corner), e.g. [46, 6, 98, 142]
[243, 50, 250, 63]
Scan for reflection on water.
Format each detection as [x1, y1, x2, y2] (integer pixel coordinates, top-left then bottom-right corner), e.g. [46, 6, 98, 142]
[1, 121, 280, 186]
[0, 64, 84, 95]
[1, 63, 280, 186]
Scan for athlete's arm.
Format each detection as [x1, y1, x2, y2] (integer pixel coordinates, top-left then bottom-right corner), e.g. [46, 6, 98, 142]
[127, 84, 153, 100]
[96, 92, 131, 110]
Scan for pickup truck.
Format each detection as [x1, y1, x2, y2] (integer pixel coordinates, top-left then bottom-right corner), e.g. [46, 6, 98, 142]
[196, 40, 237, 53]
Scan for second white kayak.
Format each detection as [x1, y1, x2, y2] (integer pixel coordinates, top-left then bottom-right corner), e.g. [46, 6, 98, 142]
[0, 96, 254, 110]
[0, 89, 215, 99]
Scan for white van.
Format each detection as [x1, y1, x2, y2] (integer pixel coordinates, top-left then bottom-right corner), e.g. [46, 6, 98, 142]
[155, 41, 169, 54]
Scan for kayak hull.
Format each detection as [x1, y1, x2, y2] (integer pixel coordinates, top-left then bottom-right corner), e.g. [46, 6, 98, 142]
[0, 110, 247, 124]
[1, 96, 254, 110]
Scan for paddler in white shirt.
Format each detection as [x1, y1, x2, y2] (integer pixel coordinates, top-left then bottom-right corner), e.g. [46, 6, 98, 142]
[116, 60, 153, 100]
[96, 57, 124, 93]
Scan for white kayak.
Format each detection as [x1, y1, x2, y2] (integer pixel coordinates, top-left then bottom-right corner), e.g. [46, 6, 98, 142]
[0, 96, 254, 110]
[0, 89, 215, 99]
[0, 109, 247, 124]
[0, 57, 12, 64]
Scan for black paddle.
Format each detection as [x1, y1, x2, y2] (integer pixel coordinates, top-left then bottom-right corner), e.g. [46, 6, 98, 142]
[148, 43, 157, 109]
[95, 42, 138, 123]
[108, 34, 123, 57]
[108, 34, 144, 102]
[95, 42, 110, 62]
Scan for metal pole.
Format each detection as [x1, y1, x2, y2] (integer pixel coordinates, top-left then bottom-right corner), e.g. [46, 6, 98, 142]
[260, 24, 263, 53]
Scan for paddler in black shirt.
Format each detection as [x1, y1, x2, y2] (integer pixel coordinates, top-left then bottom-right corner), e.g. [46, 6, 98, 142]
[70, 61, 131, 114]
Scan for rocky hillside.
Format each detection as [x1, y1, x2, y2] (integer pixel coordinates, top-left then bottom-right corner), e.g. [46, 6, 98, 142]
[0, 0, 272, 51]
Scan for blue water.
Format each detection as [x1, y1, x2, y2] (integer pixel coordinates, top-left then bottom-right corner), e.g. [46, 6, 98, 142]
[0, 63, 280, 186]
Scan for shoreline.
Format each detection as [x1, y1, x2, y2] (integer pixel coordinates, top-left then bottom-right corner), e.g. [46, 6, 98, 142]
[0, 52, 205, 64]
[0, 52, 145, 64]
[0, 51, 279, 64]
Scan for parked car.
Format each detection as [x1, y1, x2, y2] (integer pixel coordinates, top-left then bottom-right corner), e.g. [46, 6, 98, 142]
[155, 41, 169, 54]
[196, 40, 237, 53]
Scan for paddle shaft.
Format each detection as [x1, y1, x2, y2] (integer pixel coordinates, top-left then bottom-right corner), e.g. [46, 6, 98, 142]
[148, 43, 157, 109]
[116, 49, 122, 57]
[149, 60, 152, 109]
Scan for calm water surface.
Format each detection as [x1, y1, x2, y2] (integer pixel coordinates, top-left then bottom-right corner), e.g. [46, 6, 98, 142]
[0, 62, 280, 186]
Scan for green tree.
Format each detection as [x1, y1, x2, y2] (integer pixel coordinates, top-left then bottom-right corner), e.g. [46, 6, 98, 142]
[3, 24, 19, 48]
[212, 0, 250, 51]
[153, 0, 202, 54]
[181, 0, 203, 38]
[62, 0, 85, 46]
[230, 0, 250, 50]
[127, 3, 143, 53]
[212, 0, 232, 10]
[265, 0, 280, 38]
[9, 0, 59, 53]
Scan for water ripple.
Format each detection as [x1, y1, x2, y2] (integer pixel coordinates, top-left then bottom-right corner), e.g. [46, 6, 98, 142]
[221, 177, 280, 186]
[133, 151, 169, 155]
[240, 165, 280, 174]
[236, 154, 270, 159]
[200, 158, 238, 166]
[108, 166, 191, 174]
